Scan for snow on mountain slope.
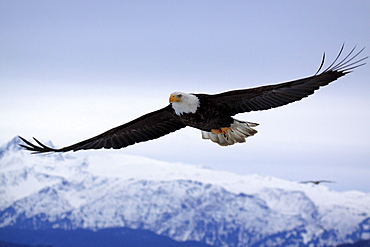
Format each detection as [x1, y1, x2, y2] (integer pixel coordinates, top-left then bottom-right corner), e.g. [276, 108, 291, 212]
[1, 137, 369, 247]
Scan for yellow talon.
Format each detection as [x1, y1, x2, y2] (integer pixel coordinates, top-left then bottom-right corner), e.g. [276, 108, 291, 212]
[211, 127, 232, 136]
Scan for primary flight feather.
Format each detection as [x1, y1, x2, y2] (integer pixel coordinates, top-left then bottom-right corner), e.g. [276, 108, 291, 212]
[19, 46, 367, 153]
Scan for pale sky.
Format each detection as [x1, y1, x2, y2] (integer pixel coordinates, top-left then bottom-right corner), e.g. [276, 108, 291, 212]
[1, 1, 369, 192]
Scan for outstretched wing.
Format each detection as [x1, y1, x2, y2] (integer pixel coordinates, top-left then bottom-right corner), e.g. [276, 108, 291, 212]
[208, 45, 367, 115]
[19, 105, 186, 153]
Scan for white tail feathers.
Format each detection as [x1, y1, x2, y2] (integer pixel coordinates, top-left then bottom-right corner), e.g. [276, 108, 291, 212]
[201, 120, 258, 146]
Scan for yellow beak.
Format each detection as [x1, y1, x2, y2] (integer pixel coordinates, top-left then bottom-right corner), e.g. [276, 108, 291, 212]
[169, 94, 181, 103]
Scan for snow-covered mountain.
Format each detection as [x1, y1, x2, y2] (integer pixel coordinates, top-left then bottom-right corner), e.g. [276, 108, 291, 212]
[1, 137, 369, 247]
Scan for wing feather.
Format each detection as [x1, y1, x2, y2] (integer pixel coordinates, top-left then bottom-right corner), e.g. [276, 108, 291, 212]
[19, 105, 185, 153]
[208, 46, 367, 115]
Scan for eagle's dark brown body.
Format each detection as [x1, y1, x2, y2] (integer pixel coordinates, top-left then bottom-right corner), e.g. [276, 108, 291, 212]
[178, 94, 235, 132]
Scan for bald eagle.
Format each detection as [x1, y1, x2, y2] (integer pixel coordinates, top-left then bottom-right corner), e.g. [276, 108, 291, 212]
[19, 46, 367, 153]
[300, 180, 335, 185]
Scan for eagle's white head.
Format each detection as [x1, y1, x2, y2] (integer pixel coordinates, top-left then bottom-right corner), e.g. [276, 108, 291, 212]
[169, 92, 200, 116]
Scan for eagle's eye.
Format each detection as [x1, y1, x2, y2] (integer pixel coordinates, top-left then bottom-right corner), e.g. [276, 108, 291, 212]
[178, 94, 182, 98]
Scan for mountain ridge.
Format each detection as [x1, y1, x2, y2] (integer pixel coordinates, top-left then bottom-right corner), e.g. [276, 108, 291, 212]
[1, 137, 369, 247]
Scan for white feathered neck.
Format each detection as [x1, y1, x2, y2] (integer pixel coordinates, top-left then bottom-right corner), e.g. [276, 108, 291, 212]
[170, 92, 200, 116]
